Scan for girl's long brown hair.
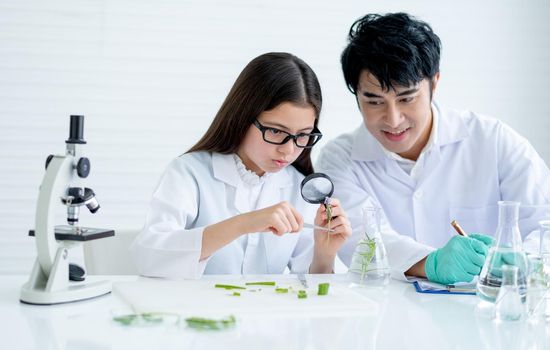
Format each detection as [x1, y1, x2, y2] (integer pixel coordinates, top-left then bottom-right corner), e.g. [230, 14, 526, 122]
[186, 52, 322, 176]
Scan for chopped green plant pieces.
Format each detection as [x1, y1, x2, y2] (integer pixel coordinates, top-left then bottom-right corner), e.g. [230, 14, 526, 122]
[214, 284, 246, 290]
[112, 312, 176, 326]
[141, 313, 165, 323]
[245, 281, 276, 286]
[185, 315, 236, 331]
[317, 283, 330, 296]
[232, 292, 241, 296]
[113, 314, 138, 325]
[297, 290, 307, 299]
[275, 287, 289, 293]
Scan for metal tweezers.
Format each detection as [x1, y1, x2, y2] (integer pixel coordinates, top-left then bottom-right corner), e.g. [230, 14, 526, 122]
[303, 223, 334, 232]
[297, 273, 309, 288]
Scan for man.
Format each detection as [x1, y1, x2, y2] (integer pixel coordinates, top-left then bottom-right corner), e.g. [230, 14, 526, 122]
[317, 13, 550, 284]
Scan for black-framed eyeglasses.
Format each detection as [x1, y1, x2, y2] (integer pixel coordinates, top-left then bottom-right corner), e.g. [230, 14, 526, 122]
[253, 120, 323, 149]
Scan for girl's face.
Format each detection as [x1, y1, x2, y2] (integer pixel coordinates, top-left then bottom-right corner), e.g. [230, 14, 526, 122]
[237, 102, 317, 176]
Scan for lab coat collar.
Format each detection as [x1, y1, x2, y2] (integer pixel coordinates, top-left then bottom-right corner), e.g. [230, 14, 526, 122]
[351, 102, 469, 162]
[433, 102, 469, 146]
[212, 152, 293, 189]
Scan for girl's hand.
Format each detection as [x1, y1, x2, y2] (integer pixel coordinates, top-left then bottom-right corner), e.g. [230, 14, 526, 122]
[313, 198, 352, 257]
[240, 201, 303, 236]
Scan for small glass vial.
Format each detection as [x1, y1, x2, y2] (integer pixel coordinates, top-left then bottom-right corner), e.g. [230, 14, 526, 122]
[495, 265, 525, 321]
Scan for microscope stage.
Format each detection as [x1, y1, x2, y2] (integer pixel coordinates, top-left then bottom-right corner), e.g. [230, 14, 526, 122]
[29, 225, 115, 241]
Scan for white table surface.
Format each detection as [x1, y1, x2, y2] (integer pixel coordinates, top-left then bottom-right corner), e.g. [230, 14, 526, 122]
[1, 274, 549, 350]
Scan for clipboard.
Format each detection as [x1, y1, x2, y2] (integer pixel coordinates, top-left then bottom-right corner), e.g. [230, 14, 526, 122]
[412, 281, 476, 295]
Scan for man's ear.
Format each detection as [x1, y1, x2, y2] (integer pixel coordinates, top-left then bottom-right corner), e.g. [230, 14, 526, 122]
[431, 72, 441, 94]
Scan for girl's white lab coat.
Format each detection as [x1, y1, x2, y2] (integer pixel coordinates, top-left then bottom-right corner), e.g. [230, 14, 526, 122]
[317, 103, 550, 280]
[130, 151, 316, 279]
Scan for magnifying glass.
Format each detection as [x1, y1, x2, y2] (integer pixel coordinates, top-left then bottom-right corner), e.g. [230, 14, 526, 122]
[300, 173, 335, 232]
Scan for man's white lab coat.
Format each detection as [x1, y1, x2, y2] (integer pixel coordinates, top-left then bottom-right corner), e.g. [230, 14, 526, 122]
[316, 103, 550, 280]
[130, 151, 315, 279]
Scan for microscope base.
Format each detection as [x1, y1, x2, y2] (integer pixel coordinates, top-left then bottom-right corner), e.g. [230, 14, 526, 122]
[20, 247, 112, 305]
[20, 280, 111, 305]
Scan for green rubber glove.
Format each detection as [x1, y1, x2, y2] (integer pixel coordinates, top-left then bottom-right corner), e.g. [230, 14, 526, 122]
[487, 250, 529, 278]
[469, 233, 494, 247]
[425, 235, 490, 285]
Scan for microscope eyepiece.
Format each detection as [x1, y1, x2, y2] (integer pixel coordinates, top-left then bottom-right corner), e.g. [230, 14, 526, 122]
[66, 115, 87, 144]
[83, 188, 100, 214]
[86, 197, 100, 213]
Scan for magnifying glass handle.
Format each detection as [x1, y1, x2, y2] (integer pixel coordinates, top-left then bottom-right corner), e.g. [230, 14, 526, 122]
[303, 223, 334, 232]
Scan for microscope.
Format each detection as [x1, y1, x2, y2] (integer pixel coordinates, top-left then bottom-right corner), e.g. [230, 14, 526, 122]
[20, 115, 115, 305]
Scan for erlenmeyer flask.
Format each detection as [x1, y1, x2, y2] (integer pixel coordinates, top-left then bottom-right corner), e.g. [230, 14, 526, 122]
[477, 201, 528, 303]
[494, 265, 524, 321]
[348, 206, 390, 287]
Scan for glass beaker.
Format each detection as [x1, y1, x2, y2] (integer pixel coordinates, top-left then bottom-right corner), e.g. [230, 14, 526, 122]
[348, 206, 390, 287]
[477, 201, 529, 303]
[539, 220, 550, 278]
[494, 265, 524, 321]
[526, 255, 548, 320]
[533, 220, 550, 320]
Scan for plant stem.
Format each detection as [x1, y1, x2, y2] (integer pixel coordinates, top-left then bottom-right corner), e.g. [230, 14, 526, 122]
[244, 281, 276, 286]
[215, 284, 246, 290]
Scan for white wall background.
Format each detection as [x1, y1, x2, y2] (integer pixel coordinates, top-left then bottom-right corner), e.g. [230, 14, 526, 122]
[1, 0, 549, 274]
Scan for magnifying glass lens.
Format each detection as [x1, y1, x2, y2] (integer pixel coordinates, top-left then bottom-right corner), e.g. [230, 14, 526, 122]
[300, 173, 334, 204]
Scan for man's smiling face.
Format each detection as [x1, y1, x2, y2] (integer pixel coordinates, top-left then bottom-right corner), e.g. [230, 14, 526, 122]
[356, 71, 439, 161]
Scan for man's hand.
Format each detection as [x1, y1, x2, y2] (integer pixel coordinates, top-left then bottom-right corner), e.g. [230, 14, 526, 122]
[425, 234, 493, 285]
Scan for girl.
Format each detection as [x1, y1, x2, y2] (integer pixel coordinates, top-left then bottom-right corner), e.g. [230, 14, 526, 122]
[131, 52, 351, 278]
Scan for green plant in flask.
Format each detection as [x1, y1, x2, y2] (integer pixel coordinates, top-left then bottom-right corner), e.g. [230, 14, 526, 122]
[348, 206, 390, 286]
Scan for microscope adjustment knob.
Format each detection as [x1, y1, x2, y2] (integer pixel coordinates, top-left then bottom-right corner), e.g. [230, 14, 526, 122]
[45, 154, 54, 169]
[77, 157, 90, 178]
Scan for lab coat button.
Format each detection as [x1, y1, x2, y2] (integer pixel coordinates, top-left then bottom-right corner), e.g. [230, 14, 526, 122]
[414, 190, 423, 199]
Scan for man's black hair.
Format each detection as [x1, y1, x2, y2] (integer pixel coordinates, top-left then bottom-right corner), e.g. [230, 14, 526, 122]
[341, 12, 442, 94]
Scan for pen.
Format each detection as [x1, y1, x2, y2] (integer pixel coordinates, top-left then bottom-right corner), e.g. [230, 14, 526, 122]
[450, 220, 468, 237]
